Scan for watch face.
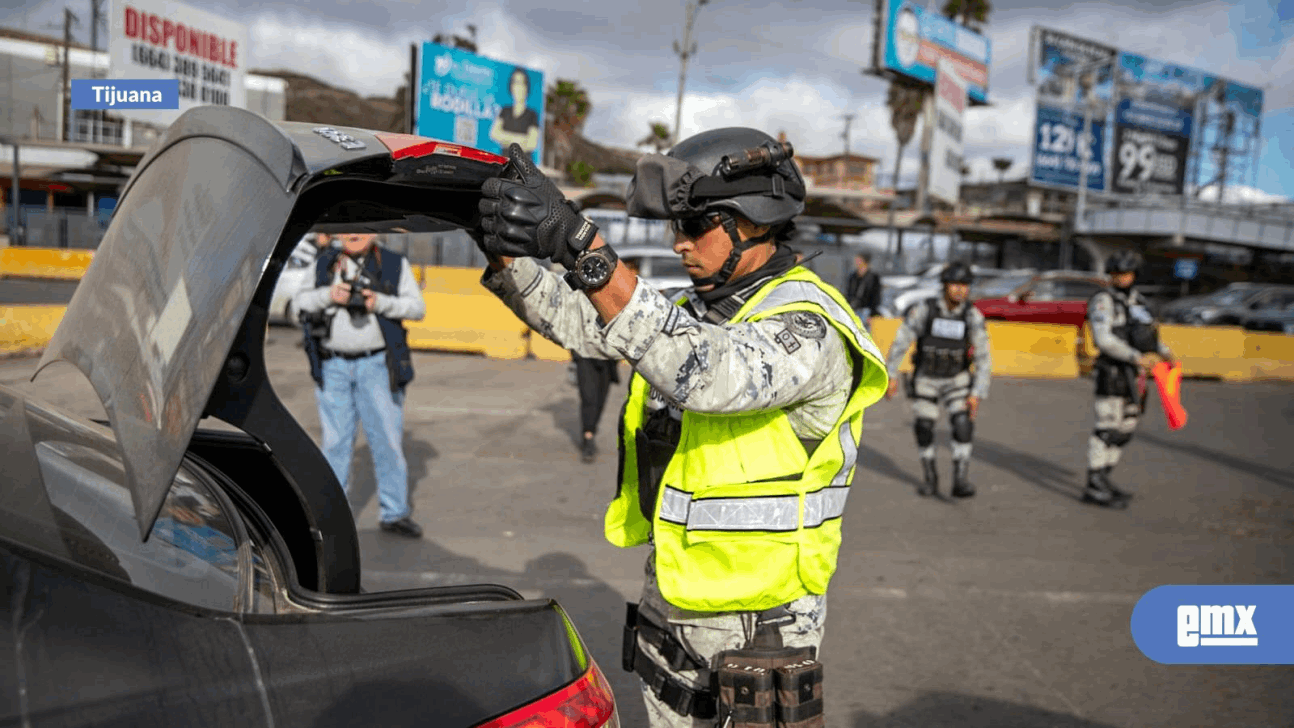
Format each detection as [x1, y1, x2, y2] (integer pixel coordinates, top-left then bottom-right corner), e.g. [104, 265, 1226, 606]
[580, 255, 614, 286]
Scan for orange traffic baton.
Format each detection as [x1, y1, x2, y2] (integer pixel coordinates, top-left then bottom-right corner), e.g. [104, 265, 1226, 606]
[1152, 361, 1188, 431]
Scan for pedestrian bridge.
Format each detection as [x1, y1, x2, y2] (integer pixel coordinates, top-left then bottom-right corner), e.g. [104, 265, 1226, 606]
[1080, 198, 1294, 252]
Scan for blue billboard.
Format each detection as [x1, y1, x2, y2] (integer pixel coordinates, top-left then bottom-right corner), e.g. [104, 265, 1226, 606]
[414, 43, 544, 164]
[1030, 104, 1107, 191]
[873, 0, 991, 104]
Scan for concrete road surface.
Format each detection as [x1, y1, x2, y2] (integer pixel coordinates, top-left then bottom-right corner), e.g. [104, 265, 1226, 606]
[3, 329, 1291, 728]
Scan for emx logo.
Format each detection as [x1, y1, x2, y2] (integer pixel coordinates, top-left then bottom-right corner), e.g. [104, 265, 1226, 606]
[1132, 585, 1292, 664]
[1177, 605, 1257, 647]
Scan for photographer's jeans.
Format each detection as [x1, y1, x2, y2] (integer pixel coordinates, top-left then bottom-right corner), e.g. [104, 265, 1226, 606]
[316, 352, 412, 524]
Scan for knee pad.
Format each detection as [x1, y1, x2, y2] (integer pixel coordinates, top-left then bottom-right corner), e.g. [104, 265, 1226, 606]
[951, 411, 974, 443]
[914, 418, 935, 448]
[1095, 429, 1133, 447]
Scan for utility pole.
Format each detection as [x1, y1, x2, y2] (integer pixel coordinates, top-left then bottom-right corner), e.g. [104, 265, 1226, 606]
[839, 113, 856, 187]
[671, 0, 709, 145]
[60, 8, 80, 143]
[90, 0, 106, 144]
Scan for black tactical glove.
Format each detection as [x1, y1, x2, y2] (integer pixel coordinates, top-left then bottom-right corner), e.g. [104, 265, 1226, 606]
[478, 143, 598, 269]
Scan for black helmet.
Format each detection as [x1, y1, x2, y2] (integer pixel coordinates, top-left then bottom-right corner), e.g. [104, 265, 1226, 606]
[940, 262, 974, 284]
[667, 127, 806, 226]
[1107, 251, 1142, 274]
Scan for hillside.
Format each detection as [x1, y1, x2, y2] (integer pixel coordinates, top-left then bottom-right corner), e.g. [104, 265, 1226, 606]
[251, 68, 643, 175]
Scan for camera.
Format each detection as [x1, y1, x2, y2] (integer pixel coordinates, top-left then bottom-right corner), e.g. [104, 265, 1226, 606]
[344, 271, 376, 315]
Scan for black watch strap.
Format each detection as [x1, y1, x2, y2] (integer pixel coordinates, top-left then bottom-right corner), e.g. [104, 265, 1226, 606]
[564, 245, 619, 291]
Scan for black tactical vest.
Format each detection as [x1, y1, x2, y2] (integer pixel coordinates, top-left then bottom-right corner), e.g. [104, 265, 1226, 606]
[914, 300, 973, 379]
[1091, 289, 1159, 356]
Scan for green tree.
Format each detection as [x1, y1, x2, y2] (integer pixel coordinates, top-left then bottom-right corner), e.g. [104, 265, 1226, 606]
[566, 160, 596, 187]
[636, 121, 672, 153]
[544, 79, 591, 170]
[941, 0, 990, 31]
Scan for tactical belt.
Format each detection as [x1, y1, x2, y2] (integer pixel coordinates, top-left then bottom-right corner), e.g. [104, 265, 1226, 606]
[623, 603, 717, 719]
[633, 647, 718, 720]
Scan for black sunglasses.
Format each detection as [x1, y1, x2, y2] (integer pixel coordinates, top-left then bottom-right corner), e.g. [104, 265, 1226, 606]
[671, 215, 722, 239]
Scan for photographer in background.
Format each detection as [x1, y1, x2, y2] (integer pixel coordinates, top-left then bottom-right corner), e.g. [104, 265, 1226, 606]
[294, 232, 426, 538]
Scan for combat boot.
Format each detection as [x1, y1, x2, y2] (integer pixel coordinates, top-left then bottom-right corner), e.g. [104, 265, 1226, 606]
[1100, 466, 1132, 500]
[918, 458, 938, 497]
[951, 459, 975, 498]
[1082, 469, 1128, 509]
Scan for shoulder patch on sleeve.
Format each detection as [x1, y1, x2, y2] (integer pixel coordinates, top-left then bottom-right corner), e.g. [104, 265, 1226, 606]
[775, 328, 802, 354]
[786, 312, 828, 339]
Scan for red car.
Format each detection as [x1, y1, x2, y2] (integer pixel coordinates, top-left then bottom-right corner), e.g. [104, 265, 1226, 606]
[973, 271, 1109, 328]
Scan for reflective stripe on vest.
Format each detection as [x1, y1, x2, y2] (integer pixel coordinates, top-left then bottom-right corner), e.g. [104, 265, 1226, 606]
[657, 420, 858, 532]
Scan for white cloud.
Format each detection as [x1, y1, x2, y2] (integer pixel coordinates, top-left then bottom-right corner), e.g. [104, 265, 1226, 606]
[1196, 184, 1290, 205]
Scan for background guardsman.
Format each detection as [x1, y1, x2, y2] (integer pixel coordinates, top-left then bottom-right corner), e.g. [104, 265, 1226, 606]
[884, 262, 992, 498]
[1083, 250, 1175, 507]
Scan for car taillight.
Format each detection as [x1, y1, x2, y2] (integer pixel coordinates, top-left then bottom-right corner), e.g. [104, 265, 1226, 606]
[475, 661, 619, 728]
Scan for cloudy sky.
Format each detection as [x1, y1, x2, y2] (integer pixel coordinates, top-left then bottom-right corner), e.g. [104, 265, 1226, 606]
[3, 0, 1290, 200]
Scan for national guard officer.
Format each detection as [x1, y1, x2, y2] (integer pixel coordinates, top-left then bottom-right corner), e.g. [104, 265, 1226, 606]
[473, 129, 888, 727]
[884, 262, 991, 498]
[1083, 250, 1174, 507]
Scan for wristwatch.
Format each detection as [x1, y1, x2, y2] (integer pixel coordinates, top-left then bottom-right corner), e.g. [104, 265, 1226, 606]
[564, 245, 620, 291]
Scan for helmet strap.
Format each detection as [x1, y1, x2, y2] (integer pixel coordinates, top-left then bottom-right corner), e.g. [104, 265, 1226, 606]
[691, 212, 762, 289]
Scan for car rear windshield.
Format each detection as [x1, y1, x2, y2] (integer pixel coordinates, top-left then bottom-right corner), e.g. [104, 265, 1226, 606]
[973, 274, 1034, 299]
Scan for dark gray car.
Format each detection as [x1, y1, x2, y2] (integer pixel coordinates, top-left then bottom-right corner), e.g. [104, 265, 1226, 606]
[1, 107, 619, 727]
[1160, 282, 1294, 326]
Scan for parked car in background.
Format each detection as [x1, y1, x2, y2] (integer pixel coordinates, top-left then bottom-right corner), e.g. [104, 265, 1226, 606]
[1242, 301, 1294, 335]
[0, 107, 618, 728]
[974, 271, 1109, 328]
[268, 236, 323, 326]
[616, 245, 692, 292]
[1160, 282, 1294, 326]
[880, 266, 1030, 317]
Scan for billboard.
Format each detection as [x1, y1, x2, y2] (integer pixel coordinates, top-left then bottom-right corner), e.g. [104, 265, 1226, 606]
[1031, 104, 1106, 191]
[928, 59, 967, 205]
[1028, 26, 1265, 196]
[109, 0, 248, 126]
[1028, 27, 1115, 192]
[414, 44, 544, 165]
[873, 0, 991, 104]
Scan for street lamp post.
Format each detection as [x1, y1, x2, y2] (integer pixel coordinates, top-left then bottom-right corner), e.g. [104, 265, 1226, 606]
[672, 0, 710, 145]
[1070, 56, 1115, 269]
[3, 137, 21, 246]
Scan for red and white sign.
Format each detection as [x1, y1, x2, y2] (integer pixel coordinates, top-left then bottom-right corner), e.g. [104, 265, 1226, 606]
[110, 0, 248, 126]
[929, 59, 968, 206]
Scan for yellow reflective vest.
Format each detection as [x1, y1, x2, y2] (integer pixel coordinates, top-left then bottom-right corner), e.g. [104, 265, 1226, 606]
[604, 266, 888, 612]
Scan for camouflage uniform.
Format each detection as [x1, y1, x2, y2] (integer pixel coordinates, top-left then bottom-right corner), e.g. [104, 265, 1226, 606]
[886, 296, 991, 494]
[1086, 287, 1173, 485]
[483, 255, 873, 727]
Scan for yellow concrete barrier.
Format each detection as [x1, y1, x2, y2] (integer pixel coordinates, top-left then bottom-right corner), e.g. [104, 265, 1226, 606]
[1159, 324, 1252, 382]
[405, 267, 528, 360]
[984, 321, 1080, 378]
[0, 248, 95, 280]
[1242, 331, 1294, 381]
[0, 305, 67, 353]
[529, 330, 572, 362]
[871, 317, 1077, 378]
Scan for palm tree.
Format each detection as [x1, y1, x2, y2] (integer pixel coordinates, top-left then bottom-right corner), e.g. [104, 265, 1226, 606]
[882, 76, 926, 264]
[544, 80, 591, 170]
[637, 122, 673, 153]
[992, 157, 1012, 185]
[941, 0, 990, 31]
[885, 76, 926, 203]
